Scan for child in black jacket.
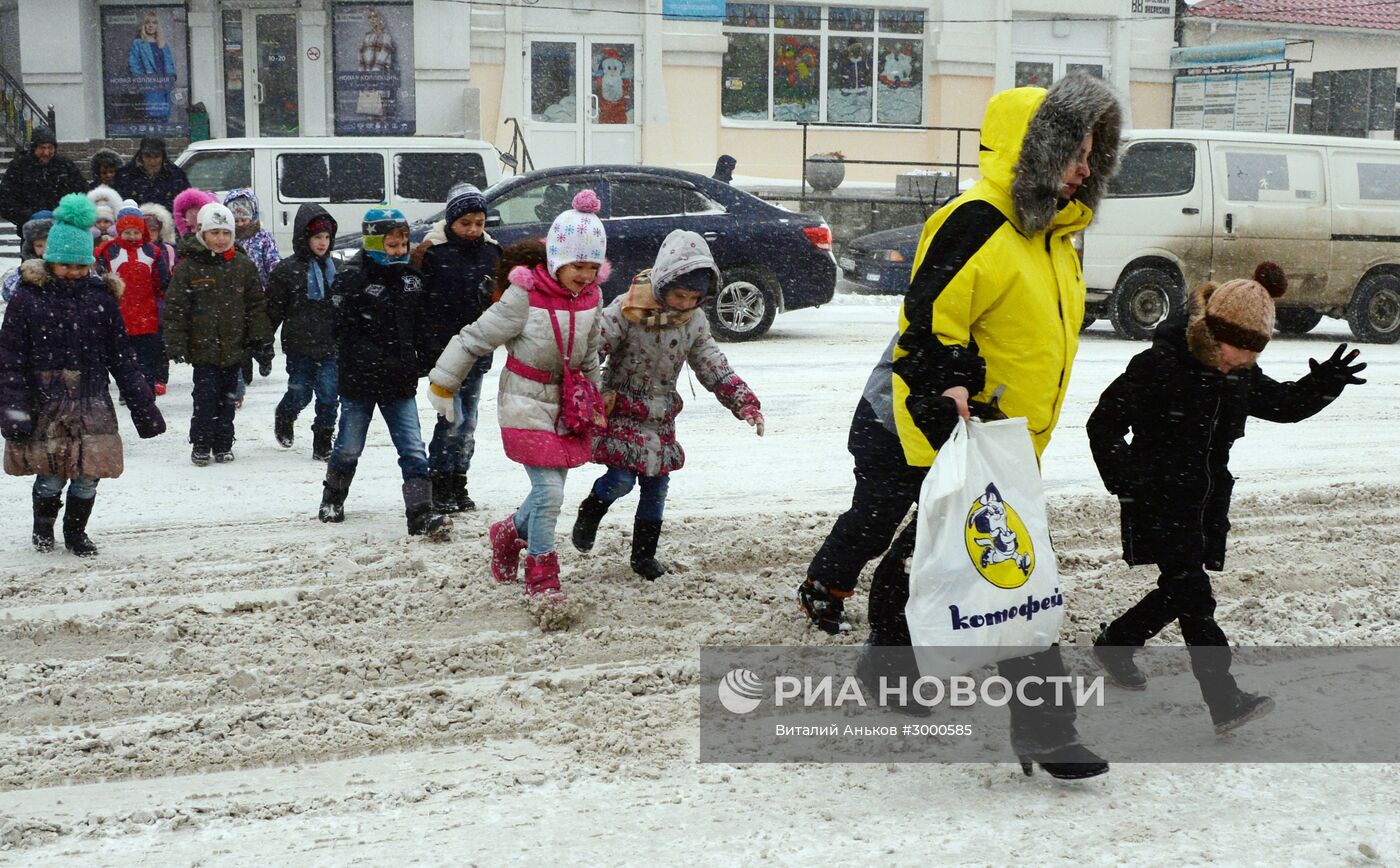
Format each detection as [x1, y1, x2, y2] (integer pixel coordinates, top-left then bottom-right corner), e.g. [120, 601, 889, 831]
[267, 203, 340, 460]
[1087, 262, 1365, 734]
[318, 206, 450, 539]
[418, 184, 501, 513]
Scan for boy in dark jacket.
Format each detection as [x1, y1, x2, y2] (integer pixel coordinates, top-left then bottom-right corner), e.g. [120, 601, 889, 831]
[163, 202, 273, 466]
[319, 206, 450, 539]
[1, 194, 165, 557]
[267, 204, 340, 460]
[96, 205, 170, 390]
[419, 184, 501, 513]
[1087, 262, 1365, 735]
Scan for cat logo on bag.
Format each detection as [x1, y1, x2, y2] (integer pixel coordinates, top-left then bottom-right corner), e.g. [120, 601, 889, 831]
[963, 483, 1035, 588]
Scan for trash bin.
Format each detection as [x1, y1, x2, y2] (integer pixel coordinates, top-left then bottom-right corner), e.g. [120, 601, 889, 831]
[189, 102, 210, 142]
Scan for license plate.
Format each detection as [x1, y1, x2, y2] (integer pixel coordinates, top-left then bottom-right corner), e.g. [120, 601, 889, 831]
[838, 256, 855, 272]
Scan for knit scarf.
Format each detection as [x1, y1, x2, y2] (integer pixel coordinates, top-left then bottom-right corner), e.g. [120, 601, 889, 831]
[621, 269, 694, 328]
[306, 255, 336, 301]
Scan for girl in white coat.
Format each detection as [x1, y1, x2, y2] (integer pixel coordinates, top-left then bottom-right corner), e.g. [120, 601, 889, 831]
[429, 191, 607, 603]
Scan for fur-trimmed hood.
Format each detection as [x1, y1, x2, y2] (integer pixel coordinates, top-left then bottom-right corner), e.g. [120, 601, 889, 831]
[979, 73, 1122, 236]
[139, 202, 177, 245]
[87, 185, 124, 217]
[19, 259, 124, 299]
[172, 188, 220, 236]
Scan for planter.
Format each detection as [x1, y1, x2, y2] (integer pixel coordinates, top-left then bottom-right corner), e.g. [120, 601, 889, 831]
[804, 155, 846, 192]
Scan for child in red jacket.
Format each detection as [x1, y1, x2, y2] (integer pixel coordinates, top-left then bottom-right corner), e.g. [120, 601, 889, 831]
[96, 205, 170, 390]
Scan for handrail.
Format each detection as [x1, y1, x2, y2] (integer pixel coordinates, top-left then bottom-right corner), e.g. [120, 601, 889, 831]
[0, 63, 56, 156]
[797, 120, 979, 211]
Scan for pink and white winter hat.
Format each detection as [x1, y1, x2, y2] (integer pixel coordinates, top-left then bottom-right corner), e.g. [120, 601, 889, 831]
[546, 189, 607, 277]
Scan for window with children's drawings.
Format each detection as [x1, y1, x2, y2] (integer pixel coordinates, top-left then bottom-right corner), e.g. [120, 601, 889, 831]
[722, 4, 924, 125]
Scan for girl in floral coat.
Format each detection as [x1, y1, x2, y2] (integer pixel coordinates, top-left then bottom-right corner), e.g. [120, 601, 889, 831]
[571, 230, 763, 579]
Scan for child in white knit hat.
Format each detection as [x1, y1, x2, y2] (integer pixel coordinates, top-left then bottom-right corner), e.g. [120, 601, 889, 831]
[428, 189, 609, 605]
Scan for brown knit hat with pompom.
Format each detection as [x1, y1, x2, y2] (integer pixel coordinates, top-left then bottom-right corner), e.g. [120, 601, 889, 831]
[1204, 261, 1287, 352]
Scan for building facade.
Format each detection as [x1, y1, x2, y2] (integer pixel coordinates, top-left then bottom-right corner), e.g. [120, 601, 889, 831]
[2, 0, 1175, 180]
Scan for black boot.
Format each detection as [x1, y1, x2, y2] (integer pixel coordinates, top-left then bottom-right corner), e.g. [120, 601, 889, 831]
[1018, 743, 1109, 780]
[319, 465, 354, 523]
[1211, 691, 1275, 735]
[1093, 623, 1147, 690]
[431, 470, 461, 513]
[798, 577, 853, 635]
[571, 492, 612, 552]
[311, 428, 333, 462]
[32, 492, 61, 553]
[630, 519, 668, 580]
[62, 494, 98, 558]
[455, 473, 475, 512]
[404, 478, 452, 538]
[275, 414, 295, 448]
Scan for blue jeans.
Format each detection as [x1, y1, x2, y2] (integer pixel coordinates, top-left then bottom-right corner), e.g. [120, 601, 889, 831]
[592, 466, 670, 522]
[276, 354, 339, 434]
[34, 475, 98, 500]
[191, 364, 241, 451]
[327, 396, 430, 481]
[427, 363, 485, 474]
[514, 465, 568, 556]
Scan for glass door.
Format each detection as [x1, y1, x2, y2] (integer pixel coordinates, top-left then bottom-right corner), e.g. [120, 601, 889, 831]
[585, 39, 639, 164]
[527, 37, 641, 168]
[528, 38, 583, 168]
[253, 12, 300, 137]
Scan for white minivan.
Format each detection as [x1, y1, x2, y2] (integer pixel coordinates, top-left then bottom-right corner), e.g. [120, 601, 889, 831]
[1084, 129, 1400, 343]
[174, 137, 502, 254]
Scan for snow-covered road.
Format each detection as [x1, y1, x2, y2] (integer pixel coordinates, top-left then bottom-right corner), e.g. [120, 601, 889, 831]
[1, 294, 1396, 862]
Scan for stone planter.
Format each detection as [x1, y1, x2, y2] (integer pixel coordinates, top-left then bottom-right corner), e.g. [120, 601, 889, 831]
[804, 156, 846, 192]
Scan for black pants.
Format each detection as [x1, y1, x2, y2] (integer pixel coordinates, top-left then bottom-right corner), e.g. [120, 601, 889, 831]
[866, 518, 1081, 754]
[191, 364, 241, 451]
[1103, 562, 1240, 713]
[128, 333, 165, 388]
[808, 398, 927, 594]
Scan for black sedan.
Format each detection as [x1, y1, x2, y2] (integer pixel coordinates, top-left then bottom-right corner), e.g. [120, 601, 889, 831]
[338, 165, 837, 341]
[838, 223, 921, 295]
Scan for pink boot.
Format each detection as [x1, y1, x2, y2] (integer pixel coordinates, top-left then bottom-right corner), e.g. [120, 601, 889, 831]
[489, 515, 526, 583]
[524, 551, 566, 603]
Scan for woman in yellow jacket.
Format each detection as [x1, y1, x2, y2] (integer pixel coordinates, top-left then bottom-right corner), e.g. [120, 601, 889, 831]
[807, 73, 1122, 779]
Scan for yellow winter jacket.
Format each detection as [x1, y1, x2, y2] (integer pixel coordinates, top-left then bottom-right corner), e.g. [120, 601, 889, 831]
[892, 80, 1119, 467]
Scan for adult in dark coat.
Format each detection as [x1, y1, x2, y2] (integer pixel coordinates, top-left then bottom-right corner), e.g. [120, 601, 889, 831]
[112, 137, 190, 213]
[1088, 265, 1365, 731]
[0, 128, 87, 235]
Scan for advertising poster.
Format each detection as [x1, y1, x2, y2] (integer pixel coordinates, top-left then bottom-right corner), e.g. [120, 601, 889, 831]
[101, 5, 190, 138]
[333, 2, 415, 135]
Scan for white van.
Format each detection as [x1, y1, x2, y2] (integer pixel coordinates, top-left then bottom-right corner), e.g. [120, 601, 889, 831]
[173, 137, 502, 254]
[1084, 129, 1400, 343]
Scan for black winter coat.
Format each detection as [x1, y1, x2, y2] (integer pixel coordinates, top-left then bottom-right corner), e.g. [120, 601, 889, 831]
[419, 234, 500, 378]
[0, 149, 87, 230]
[332, 253, 432, 403]
[113, 160, 190, 213]
[1087, 316, 1343, 570]
[266, 204, 338, 360]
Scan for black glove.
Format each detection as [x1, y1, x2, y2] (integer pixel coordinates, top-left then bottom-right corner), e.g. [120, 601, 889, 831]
[2, 427, 28, 443]
[905, 393, 959, 449]
[1309, 344, 1367, 389]
[254, 341, 275, 377]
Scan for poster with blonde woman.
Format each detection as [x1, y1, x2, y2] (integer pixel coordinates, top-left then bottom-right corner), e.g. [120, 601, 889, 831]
[101, 6, 190, 137]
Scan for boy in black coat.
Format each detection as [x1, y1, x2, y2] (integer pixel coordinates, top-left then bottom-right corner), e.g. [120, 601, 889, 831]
[1087, 262, 1365, 734]
[318, 206, 450, 539]
[418, 184, 501, 513]
[267, 204, 340, 460]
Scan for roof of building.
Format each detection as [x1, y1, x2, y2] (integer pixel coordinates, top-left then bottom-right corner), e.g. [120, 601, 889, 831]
[1186, 0, 1400, 32]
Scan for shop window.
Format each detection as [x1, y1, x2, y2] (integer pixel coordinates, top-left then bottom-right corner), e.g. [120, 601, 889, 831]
[722, 4, 924, 125]
[395, 153, 488, 202]
[278, 152, 385, 202]
[1108, 142, 1196, 199]
[182, 150, 253, 192]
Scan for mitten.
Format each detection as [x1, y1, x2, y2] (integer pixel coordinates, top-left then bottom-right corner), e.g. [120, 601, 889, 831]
[253, 341, 275, 377]
[427, 382, 456, 423]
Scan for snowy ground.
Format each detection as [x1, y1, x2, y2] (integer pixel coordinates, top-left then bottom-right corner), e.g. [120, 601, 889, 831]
[1, 293, 1398, 863]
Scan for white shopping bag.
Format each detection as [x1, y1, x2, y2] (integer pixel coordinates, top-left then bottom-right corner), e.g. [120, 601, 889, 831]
[905, 417, 1064, 678]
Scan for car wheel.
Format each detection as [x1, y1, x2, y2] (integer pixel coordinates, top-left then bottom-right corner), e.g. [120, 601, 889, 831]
[1109, 266, 1181, 341]
[1274, 307, 1323, 335]
[1347, 272, 1400, 344]
[709, 267, 778, 342]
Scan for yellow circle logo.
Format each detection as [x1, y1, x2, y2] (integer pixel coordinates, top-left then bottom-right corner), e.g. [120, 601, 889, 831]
[963, 483, 1035, 589]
